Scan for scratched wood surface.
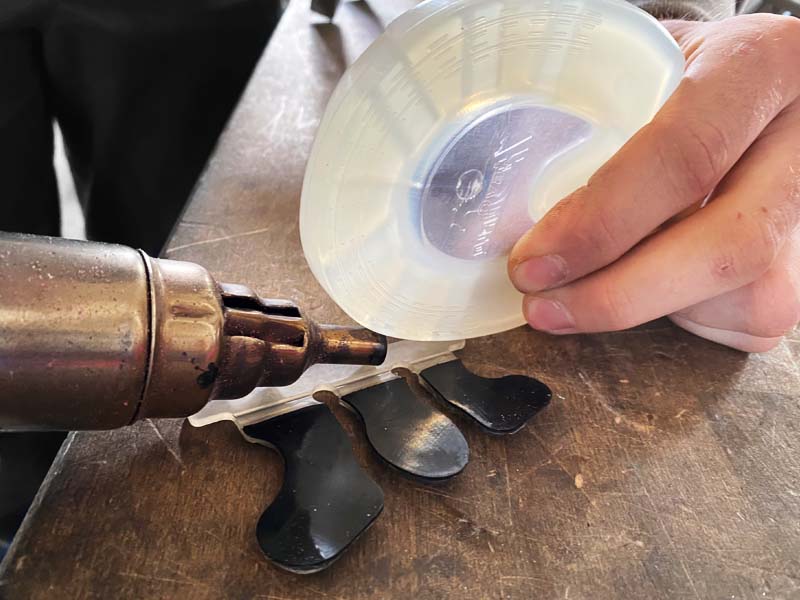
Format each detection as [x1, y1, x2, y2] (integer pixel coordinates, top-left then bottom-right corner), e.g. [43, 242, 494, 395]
[2, 1, 800, 598]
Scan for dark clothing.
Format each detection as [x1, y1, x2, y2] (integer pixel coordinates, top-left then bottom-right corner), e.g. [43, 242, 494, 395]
[0, 0, 281, 255]
[0, 432, 67, 559]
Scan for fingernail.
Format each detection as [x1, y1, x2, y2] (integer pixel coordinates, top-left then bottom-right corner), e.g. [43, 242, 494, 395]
[524, 297, 576, 333]
[512, 255, 568, 293]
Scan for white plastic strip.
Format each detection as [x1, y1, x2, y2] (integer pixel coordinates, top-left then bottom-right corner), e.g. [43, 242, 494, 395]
[188, 340, 465, 428]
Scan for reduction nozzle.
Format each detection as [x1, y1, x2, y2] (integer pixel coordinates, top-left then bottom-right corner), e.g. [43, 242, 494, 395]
[213, 283, 387, 398]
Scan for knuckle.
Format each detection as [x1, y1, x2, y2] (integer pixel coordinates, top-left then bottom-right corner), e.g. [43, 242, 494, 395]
[707, 242, 770, 288]
[540, 187, 626, 265]
[585, 205, 628, 261]
[707, 248, 748, 285]
[599, 282, 638, 331]
[734, 15, 800, 75]
[764, 203, 800, 250]
[762, 16, 800, 98]
[656, 117, 729, 200]
[753, 202, 797, 267]
[729, 14, 797, 47]
[753, 217, 783, 271]
[775, 13, 800, 35]
[684, 120, 729, 193]
[707, 211, 787, 287]
[535, 190, 580, 237]
[762, 14, 800, 53]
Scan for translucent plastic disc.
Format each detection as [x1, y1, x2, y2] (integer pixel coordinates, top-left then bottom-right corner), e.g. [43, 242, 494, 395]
[301, 0, 684, 341]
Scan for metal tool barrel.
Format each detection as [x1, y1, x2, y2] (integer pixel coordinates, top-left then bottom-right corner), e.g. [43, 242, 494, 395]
[0, 233, 387, 431]
[0, 233, 224, 430]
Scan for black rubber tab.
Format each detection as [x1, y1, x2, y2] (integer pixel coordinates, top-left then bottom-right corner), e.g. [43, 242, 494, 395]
[341, 377, 469, 481]
[420, 360, 552, 435]
[243, 404, 383, 574]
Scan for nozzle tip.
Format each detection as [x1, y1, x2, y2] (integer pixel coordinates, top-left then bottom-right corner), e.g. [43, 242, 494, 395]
[316, 325, 387, 366]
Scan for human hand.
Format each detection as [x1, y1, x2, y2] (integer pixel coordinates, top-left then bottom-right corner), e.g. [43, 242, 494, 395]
[508, 14, 800, 352]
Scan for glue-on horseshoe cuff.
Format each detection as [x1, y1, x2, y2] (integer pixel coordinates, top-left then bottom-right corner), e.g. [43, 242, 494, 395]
[419, 361, 552, 435]
[188, 340, 552, 572]
[188, 341, 471, 572]
[340, 377, 469, 481]
[243, 404, 384, 574]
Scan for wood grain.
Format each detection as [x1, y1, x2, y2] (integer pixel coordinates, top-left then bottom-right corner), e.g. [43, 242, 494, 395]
[2, 1, 799, 598]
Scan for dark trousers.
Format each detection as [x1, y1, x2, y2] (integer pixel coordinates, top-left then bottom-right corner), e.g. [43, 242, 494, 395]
[0, 0, 281, 557]
[0, 0, 281, 254]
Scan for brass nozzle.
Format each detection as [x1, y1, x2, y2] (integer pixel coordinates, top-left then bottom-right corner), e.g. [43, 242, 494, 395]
[313, 325, 387, 366]
[214, 283, 387, 397]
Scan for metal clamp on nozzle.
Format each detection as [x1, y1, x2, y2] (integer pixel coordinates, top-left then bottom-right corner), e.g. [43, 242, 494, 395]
[0, 233, 387, 431]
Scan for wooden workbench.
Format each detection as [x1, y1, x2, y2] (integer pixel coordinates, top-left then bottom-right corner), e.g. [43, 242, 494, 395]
[2, 1, 799, 598]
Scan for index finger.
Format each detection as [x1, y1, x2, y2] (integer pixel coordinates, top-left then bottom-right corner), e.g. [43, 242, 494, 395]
[508, 15, 800, 294]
